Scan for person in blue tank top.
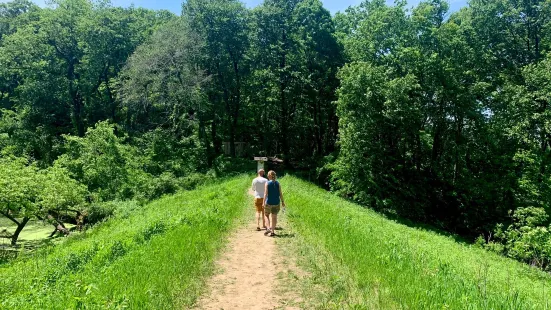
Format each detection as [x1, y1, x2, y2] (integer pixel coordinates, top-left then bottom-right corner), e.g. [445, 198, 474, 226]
[262, 170, 285, 237]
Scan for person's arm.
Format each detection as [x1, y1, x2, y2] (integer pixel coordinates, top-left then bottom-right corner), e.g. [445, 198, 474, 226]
[252, 179, 255, 191]
[279, 183, 285, 207]
[263, 182, 268, 207]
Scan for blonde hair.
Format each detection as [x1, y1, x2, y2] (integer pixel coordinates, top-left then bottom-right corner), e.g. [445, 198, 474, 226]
[267, 170, 277, 180]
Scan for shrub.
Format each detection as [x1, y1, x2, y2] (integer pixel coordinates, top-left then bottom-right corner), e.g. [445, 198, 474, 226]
[178, 172, 213, 190]
[55, 121, 128, 201]
[213, 155, 255, 176]
[148, 172, 179, 200]
[488, 207, 551, 270]
[139, 221, 168, 242]
[85, 203, 117, 225]
[112, 200, 140, 219]
[86, 200, 142, 225]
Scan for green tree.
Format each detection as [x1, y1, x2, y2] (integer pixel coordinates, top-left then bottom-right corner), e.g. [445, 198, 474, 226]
[183, 0, 249, 158]
[0, 0, 37, 41]
[331, 0, 518, 235]
[0, 0, 171, 162]
[247, 0, 342, 163]
[119, 18, 209, 171]
[37, 165, 88, 236]
[55, 121, 128, 201]
[499, 54, 551, 210]
[0, 157, 40, 245]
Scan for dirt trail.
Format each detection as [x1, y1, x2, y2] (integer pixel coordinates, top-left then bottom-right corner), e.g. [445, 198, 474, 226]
[194, 191, 300, 310]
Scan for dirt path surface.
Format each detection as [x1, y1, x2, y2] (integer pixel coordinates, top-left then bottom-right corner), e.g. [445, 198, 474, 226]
[194, 191, 300, 310]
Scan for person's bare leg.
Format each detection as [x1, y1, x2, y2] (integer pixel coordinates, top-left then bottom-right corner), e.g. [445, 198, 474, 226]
[261, 211, 266, 228]
[264, 211, 271, 234]
[271, 214, 277, 234]
[256, 211, 261, 228]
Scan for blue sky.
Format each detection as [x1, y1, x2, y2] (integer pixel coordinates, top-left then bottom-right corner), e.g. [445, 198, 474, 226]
[30, 0, 468, 15]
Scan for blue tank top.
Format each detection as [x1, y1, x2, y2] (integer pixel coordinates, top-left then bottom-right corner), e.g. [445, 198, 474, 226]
[266, 180, 280, 205]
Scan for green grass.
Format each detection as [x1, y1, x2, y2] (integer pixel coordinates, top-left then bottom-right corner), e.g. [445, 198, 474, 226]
[0, 175, 250, 309]
[282, 176, 551, 309]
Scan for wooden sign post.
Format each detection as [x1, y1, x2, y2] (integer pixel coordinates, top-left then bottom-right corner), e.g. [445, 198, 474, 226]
[254, 157, 268, 172]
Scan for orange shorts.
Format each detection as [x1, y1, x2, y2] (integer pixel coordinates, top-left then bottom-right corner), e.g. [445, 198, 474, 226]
[254, 198, 264, 212]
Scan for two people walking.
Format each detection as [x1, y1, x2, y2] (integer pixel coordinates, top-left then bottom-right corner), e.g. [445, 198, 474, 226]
[251, 169, 285, 237]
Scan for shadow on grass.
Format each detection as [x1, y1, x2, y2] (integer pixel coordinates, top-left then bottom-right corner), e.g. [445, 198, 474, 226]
[383, 213, 472, 245]
[0, 233, 66, 265]
[289, 173, 474, 247]
[274, 233, 295, 239]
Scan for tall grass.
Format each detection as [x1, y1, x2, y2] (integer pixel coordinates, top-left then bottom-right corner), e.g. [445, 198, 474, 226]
[283, 176, 551, 309]
[0, 175, 250, 309]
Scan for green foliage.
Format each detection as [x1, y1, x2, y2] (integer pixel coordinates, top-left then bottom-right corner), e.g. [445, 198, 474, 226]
[0, 0, 172, 162]
[54, 121, 210, 203]
[484, 207, 551, 270]
[183, 0, 249, 159]
[55, 121, 128, 201]
[120, 18, 205, 135]
[330, 0, 551, 245]
[0, 175, 249, 309]
[38, 165, 87, 214]
[85, 200, 140, 226]
[0, 156, 87, 245]
[213, 155, 256, 176]
[0, 156, 86, 219]
[0, 156, 41, 218]
[84, 203, 117, 226]
[246, 0, 342, 162]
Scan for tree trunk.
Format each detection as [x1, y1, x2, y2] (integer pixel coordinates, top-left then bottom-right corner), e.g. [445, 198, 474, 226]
[229, 124, 236, 157]
[67, 60, 85, 137]
[231, 57, 241, 157]
[212, 114, 221, 156]
[46, 214, 70, 236]
[315, 100, 323, 157]
[217, 62, 235, 157]
[279, 30, 289, 158]
[104, 73, 117, 134]
[200, 116, 213, 166]
[11, 217, 29, 246]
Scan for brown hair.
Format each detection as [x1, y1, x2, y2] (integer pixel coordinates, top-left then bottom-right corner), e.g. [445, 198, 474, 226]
[267, 170, 277, 180]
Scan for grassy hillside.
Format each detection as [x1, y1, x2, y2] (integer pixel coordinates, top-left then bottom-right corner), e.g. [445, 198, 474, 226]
[3, 174, 550, 309]
[283, 176, 551, 309]
[0, 175, 250, 309]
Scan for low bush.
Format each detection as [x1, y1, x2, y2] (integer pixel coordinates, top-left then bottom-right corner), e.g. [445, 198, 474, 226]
[85, 203, 117, 225]
[482, 207, 551, 271]
[85, 200, 141, 225]
[213, 155, 255, 176]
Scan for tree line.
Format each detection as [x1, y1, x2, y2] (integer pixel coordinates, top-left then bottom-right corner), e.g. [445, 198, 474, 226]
[1, 0, 551, 270]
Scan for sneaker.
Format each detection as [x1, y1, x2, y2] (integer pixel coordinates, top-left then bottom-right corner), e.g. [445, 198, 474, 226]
[264, 229, 271, 236]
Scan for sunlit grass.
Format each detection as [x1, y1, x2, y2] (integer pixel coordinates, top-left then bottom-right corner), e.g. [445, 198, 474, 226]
[283, 176, 551, 309]
[0, 219, 66, 245]
[0, 175, 250, 309]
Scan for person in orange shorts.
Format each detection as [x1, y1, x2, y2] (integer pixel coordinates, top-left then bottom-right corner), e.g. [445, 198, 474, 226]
[251, 169, 268, 231]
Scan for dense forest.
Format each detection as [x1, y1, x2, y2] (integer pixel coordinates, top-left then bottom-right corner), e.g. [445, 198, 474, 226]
[1, 0, 551, 270]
